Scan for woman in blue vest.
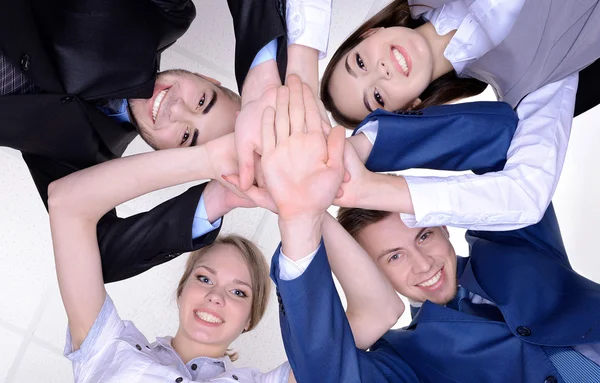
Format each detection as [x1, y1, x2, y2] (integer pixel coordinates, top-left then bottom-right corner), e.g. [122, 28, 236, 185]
[321, 0, 600, 231]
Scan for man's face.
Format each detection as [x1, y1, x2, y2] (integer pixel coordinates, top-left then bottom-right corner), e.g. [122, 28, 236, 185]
[128, 70, 240, 149]
[356, 214, 458, 305]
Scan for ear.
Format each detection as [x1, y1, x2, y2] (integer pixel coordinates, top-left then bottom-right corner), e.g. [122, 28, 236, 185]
[407, 98, 422, 110]
[196, 73, 222, 86]
[243, 318, 251, 333]
[360, 28, 382, 39]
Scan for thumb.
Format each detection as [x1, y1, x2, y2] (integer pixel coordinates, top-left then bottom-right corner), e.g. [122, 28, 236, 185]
[237, 148, 255, 192]
[326, 126, 347, 175]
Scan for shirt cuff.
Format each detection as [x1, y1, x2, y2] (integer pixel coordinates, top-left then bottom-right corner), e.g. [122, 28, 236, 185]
[278, 244, 320, 280]
[192, 194, 222, 239]
[250, 39, 278, 69]
[286, 0, 332, 59]
[354, 119, 379, 145]
[400, 175, 453, 228]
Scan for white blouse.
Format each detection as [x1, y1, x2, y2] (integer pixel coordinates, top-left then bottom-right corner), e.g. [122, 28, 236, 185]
[64, 295, 290, 383]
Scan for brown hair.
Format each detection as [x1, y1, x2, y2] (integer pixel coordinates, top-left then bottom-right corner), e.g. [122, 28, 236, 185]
[321, 0, 486, 128]
[176, 235, 271, 361]
[337, 207, 393, 239]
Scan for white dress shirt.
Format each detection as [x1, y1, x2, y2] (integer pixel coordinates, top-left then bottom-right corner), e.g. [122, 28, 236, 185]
[356, 0, 578, 231]
[286, 0, 332, 58]
[65, 295, 290, 383]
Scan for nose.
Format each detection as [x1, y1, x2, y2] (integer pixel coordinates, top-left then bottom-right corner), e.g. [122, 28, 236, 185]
[166, 97, 191, 122]
[378, 60, 391, 79]
[205, 290, 225, 307]
[411, 251, 434, 274]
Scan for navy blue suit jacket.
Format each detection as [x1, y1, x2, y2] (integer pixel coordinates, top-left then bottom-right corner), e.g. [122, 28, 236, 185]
[354, 102, 518, 175]
[272, 204, 600, 382]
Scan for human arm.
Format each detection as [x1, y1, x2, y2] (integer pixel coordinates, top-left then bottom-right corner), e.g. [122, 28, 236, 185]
[345, 75, 577, 230]
[47, 134, 243, 348]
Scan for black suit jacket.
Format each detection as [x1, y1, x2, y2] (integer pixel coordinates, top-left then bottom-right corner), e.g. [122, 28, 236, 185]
[227, 0, 288, 92]
[0, 0, 203, 283]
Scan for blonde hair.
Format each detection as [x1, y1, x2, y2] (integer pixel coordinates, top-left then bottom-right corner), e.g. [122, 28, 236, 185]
[176, 235, 271, 361]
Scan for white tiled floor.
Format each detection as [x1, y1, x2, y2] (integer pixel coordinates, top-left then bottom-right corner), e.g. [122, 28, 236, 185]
[1, 0, 600, 381]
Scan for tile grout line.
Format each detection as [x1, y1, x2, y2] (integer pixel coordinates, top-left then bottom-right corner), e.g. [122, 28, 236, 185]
[4, 283, 53, 382]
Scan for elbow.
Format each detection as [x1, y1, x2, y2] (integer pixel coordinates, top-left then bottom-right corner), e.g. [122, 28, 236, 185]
[47, 178, 76, 217]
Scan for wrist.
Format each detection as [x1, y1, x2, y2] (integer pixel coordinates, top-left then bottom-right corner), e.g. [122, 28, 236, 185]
[202, 181, 230, 222]
[278, 214, 324, 261]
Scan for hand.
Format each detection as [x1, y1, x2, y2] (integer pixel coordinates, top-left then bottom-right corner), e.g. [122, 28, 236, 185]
[333, 142, 376, 208]
[203, 133, 239, 181]
[203, 180, 259, 222]
[261, 75, 345, 222]
[234, 87, 277, 191]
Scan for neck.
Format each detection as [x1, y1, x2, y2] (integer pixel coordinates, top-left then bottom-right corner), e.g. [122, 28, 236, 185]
[415, 22, 456, 81]
[171, 329, 228, 364]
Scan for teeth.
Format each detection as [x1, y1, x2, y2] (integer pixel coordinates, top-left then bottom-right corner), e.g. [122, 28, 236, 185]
[152, 89, 168, 122]
[195, 311, 223, 324]
[417, 270, 442, 287]
[392, 48, 409, 75]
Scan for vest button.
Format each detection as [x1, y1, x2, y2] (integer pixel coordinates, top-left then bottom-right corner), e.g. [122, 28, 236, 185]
[516, 326, 531, 337]
[544, 377, 557, 383]
[191, 363, 197, 370]
[175, 377, 183, 383]
[20, 54, 31, 71]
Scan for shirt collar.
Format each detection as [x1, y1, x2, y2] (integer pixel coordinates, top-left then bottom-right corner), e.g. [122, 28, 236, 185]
[154, 336, 233, 371]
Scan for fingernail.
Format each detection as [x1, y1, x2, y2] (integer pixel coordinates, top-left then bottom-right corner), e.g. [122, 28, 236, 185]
[221, 174, 229, 181]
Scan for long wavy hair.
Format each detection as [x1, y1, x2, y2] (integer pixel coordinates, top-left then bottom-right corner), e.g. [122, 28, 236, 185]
[321, 0, 486, 128]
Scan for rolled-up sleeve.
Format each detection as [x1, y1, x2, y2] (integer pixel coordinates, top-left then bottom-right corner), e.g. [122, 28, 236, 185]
[401, 73, 577, 230]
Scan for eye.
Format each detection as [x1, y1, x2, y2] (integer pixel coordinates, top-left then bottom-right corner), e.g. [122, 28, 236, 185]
[355, 53, 366, 70]
[231, 289, 248, 298]
[197, 275, 213, 285]
[181, 129, 190, 145]
[388, 253, 402, 263]
[374, 89, 384, 107]
[418, 231, 432, 244]
[197, 94, 206, 108]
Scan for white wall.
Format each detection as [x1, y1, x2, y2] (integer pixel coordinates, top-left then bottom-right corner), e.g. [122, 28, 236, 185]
[0, 0, 598, 381]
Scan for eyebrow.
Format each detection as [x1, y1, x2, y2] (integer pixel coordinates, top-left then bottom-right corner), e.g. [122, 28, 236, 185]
[203, 90, 217, 115]
[377, 247, 403, 261]
[195, 265, 252, 289]
[414, 228, 428, 241]
[345, 54, 373, 113]
[189, 129, 199, 147]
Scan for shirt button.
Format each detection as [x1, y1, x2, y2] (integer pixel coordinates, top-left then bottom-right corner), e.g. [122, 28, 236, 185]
[516, 326, 531, 337]
[175, 378, 183, 383]
[232, 375, 239, 380]
[61, 96, 75, 104]
[20, 54, 31, 71]
[191, 363, 197, 370]
[544, 377, 557, 383]
[135, 344, 142, 351]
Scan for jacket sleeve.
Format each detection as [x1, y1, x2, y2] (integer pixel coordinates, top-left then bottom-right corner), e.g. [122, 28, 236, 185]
[227, 0, 287, 92]
[358, 101, 518, 174]
[270, 243, 419, 383]
[22, 153, 221, 283]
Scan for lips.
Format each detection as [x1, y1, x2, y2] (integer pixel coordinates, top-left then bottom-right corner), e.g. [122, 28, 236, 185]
[194, 309, 224, 326]
[390, 45, 411, 76]
[415, 267, 444, 291]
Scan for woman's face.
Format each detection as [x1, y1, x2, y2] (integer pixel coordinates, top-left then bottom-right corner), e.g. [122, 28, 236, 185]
[328, 26, 434, 122]
[177, 244, 253, 350]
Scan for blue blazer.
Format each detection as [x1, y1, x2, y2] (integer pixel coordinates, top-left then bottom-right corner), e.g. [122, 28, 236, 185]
[354, 102, 518, 175]
[271, 204, 600, 382]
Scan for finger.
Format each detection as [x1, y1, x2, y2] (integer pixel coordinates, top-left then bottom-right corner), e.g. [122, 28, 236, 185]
[254, 152, 267, 188]
[336, 186, 344, 199]
[226, 175, 278, 213]
[261, 106, 276, 155]
[288, 76, 305, 135]
[302, 83, 322, 134]
[321, 119, 332, 137]
[237, 138, 256, 191]
[344, 169, 351, 183]
[275, 86, 290, 144]
[221, 174, 251, 199]
[326, 126, 347, 176]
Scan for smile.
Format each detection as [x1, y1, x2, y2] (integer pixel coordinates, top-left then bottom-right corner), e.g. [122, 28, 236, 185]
[152, 88, 169, 122]
[416, 269, 442, 288]
[391, 47, 410, 76]
[194, 310, 224, 324]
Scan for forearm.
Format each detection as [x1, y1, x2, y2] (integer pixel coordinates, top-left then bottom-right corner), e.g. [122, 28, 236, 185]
[323, 214, 404, 349]
[285, 44, 319, 96]
[241, 59, 282, 106]
[48, 145, 212, 223]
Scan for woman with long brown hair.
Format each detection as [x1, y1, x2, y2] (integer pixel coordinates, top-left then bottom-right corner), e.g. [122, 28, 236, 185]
[320, 0, 600, 231]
